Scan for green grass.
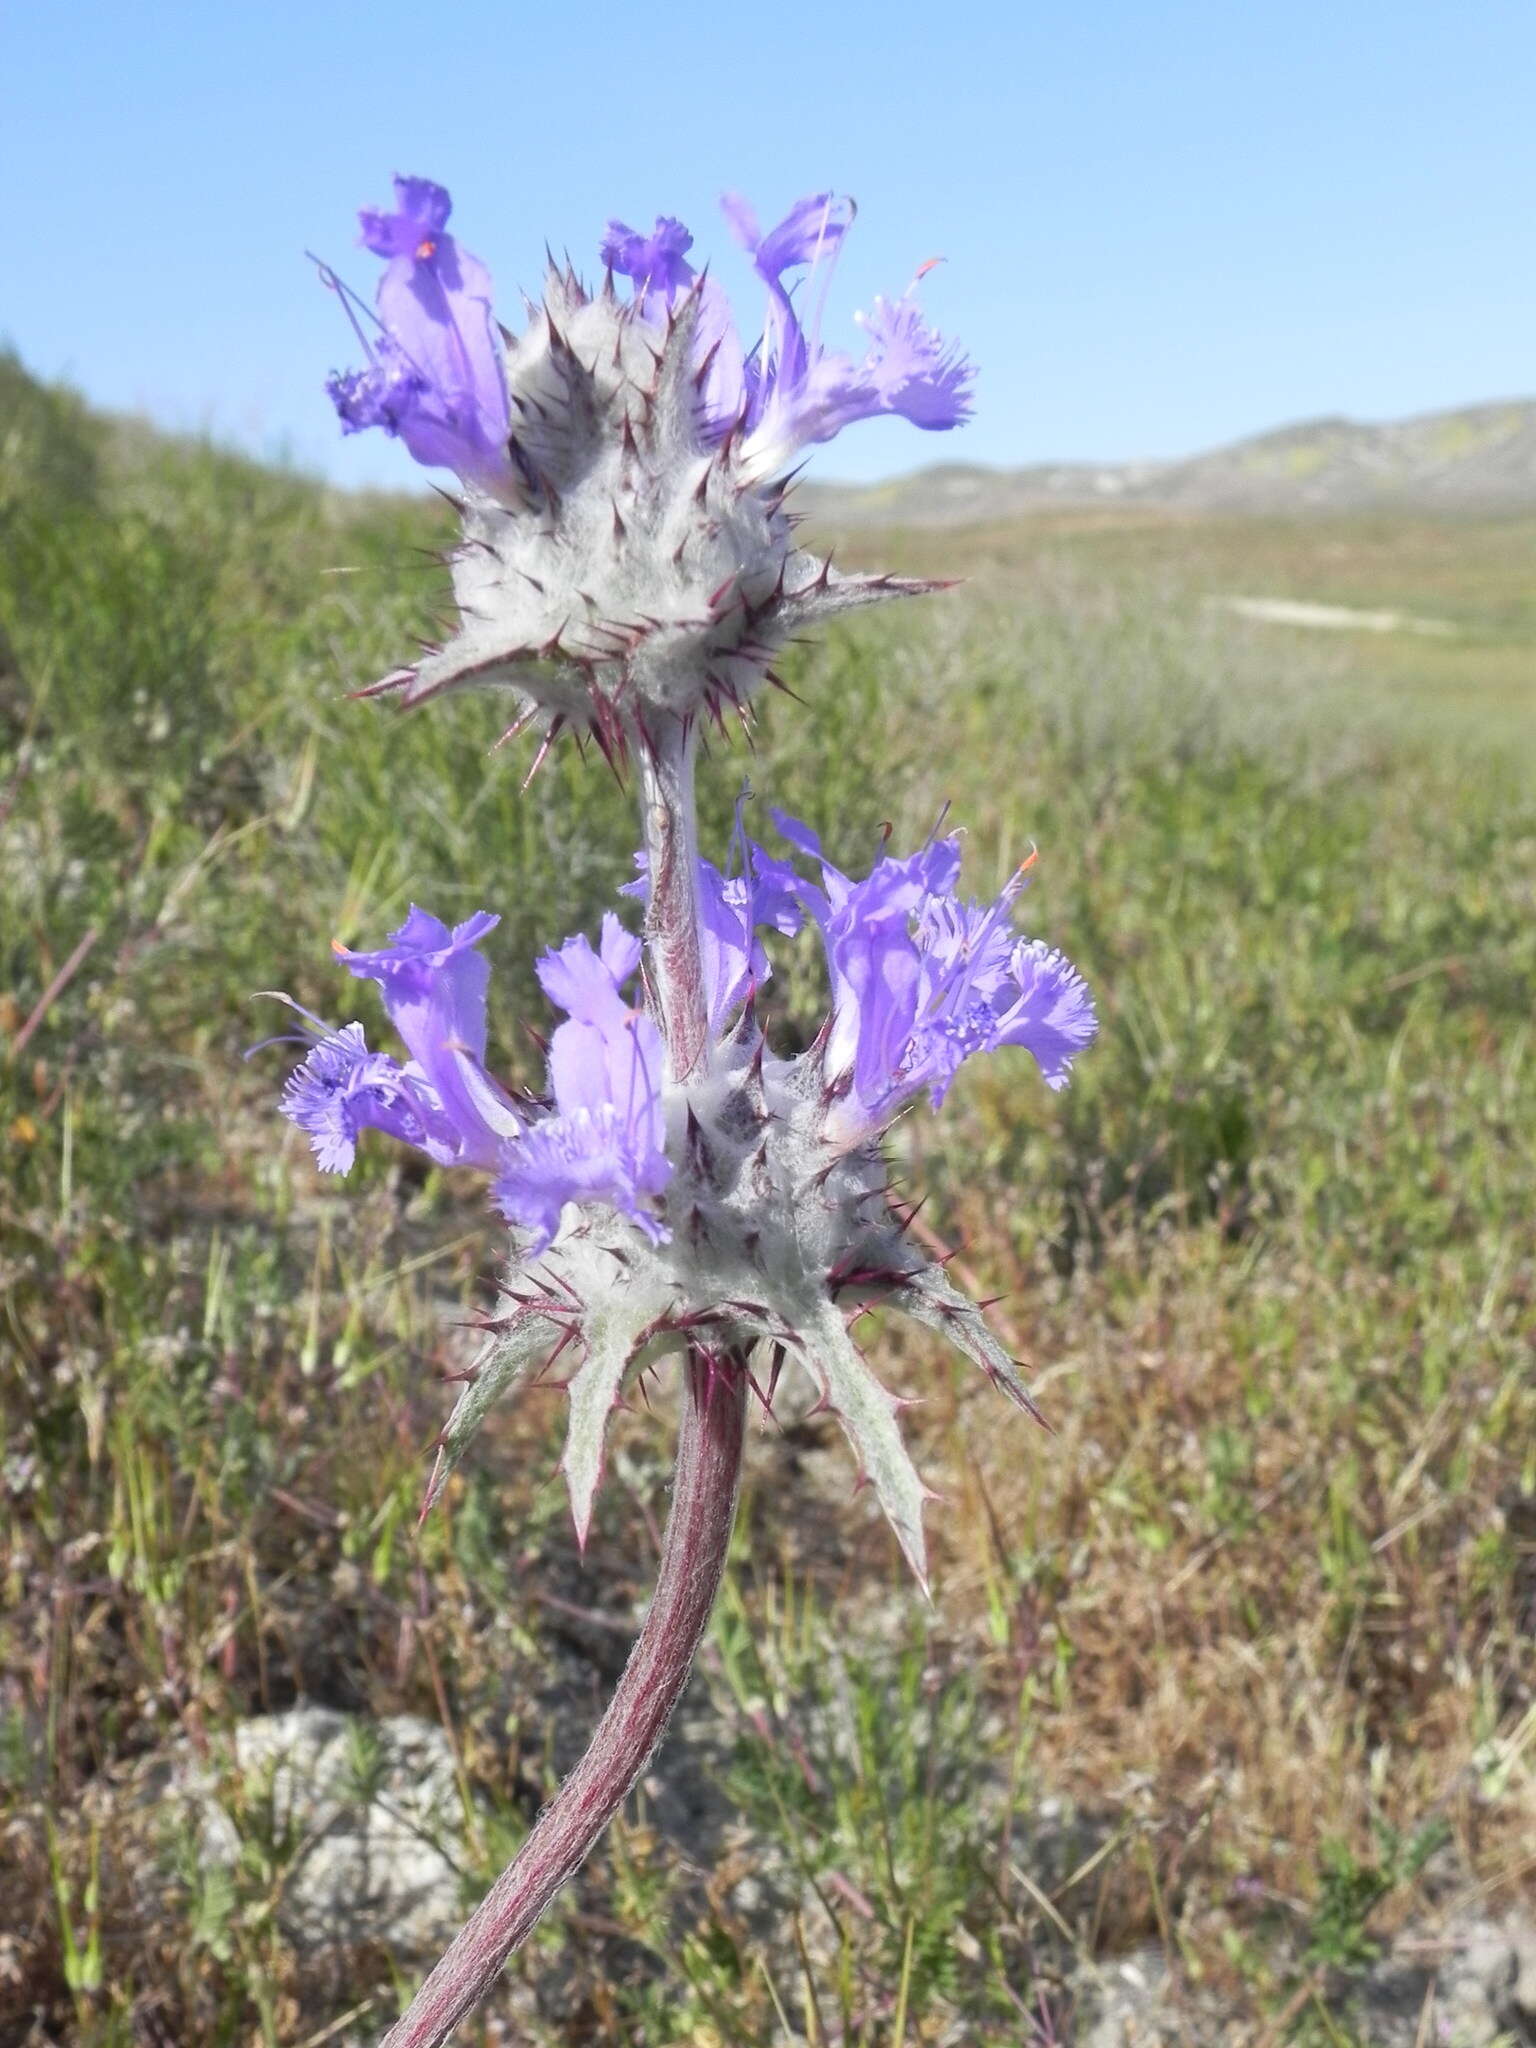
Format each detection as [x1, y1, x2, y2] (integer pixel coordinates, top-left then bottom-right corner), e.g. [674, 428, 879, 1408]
[847, 504, 1536, 759]
[2, 354, 1533, 2044]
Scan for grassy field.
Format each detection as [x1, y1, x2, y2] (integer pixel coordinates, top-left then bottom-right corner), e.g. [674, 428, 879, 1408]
[2, 354, 1534, 2045]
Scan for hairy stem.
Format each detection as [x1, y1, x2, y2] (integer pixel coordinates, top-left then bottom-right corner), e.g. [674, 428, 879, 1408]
[376, 1351, 748, 2048]
[636, 711, 710, 1079]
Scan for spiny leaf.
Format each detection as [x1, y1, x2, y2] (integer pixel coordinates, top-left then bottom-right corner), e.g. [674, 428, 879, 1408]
[895, 1266, 1044, 1425]
[796, 1300, 930, 1588]
[401, 639, 564, 706]
[420, 1315, 561, 1520]
[561, 1276, 679, 1545]
[774, 554, 947, 630]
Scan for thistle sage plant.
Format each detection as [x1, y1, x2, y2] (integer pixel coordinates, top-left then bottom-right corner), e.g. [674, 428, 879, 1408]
[279, 176, 1097, 2047]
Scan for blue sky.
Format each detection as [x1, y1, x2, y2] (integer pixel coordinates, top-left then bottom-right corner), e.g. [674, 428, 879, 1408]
[6, 0, 1533, 488]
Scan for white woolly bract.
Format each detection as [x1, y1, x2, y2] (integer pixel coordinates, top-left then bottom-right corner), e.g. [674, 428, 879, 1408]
[360, 272, 939, 754]
[424, 1033, 1043, 1586]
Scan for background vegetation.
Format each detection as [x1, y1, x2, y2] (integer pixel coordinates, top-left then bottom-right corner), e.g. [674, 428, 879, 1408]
[2, 353, 1533, 2044]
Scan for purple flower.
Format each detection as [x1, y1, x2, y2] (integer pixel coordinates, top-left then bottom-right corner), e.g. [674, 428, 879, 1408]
[854, 288, 975, 428]
[719, 190, 853, 441]
[734, 230, 974, 478]
[602, 212, 746, 431]
[692, 852, 803, 1030]
[600, 215, 698, 313]
[273, 903, 677, 1250]
[493, 915, 671, 1252]
[763, 811, 1096, 1140]
[323, 176, 511, 485]
[357, 175, 453, 259]
[275, 909, 522, 1176]
[724, 191, 855, 292]
[279, 1019, 443, 1173]
[607, 190, 974, 477]
[333, 906, 524, 1171]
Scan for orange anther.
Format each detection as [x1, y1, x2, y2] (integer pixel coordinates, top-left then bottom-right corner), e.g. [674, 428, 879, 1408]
[416, 238, 437, 260]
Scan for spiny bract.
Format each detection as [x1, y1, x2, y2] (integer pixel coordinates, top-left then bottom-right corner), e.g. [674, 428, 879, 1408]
[361, 273, 934, 761]
[425, 1021, 1042, 1589]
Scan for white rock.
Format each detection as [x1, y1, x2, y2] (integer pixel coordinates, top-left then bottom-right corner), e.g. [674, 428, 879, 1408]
[177, 1706, 468, 1955]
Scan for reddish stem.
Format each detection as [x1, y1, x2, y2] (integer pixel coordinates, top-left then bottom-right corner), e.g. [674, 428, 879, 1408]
[376, 1352, 747, 2048]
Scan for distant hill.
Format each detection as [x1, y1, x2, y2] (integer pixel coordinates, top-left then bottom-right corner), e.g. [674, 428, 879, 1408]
[799, 399, 1536, 527]
[5, 351, 1531, 530]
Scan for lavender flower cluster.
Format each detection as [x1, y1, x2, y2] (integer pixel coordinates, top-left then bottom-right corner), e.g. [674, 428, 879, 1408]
[325, 178, 973, 492]
[278, 176, 1096, 1584]
[282, 814, 1094, 1245]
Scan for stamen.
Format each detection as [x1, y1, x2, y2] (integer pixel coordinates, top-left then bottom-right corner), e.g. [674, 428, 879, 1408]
[309, 253, 385, 359]
[804, 194, 855, 366]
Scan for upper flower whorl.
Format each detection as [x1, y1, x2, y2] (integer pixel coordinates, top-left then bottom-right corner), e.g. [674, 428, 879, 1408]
[323, 180, 970, 757]
[360, 275, 931, 754]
